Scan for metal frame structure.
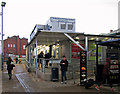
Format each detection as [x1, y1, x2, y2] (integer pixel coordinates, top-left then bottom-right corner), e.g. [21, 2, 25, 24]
[1, 2, 6, 71]
[96, 39, 120, 84]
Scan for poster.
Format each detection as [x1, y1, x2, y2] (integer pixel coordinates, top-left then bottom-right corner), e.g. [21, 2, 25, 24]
[107, 53, 120, 84]
[71, 43, 84, 59]
[89, 43, 102, 60]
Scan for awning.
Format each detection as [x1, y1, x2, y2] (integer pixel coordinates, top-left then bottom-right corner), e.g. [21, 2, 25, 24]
[27, 30, 85, 46]
[96, 39, 120, 47]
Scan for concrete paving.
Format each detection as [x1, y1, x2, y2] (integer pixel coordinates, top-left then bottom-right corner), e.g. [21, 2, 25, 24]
[0, 71, 2, 94]
[1, 63, 120, 94]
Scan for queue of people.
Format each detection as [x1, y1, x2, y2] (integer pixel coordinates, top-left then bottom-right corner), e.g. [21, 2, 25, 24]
[38, 52, 69, 84]
[37, 51, 51, 68]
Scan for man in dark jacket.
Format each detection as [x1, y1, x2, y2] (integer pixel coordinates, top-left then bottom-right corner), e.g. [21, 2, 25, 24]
[60, 56, 68, 84]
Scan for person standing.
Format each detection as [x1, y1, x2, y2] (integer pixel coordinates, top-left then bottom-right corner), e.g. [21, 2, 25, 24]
[60, 56, 69, 84]
[15, 57, 18, 64]
[45, 53, 50, 68]
[95, 58, 114, 91]
[6, 57, 15, 80]
[38, 51, 44, 68]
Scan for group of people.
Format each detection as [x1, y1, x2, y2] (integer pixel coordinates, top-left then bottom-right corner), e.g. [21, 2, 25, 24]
[60, 56, 115, 91]
[5, 54, 114, 91]
[38, 51, 51, 68]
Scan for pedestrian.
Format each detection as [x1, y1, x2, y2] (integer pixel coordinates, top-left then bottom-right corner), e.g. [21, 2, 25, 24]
[60, 56, 69, 84]
[95, 58, 114, 91]
[38, 51, 44, 67]
[6, 57, 15, 80]
[15, 57, 18, 64]
[45, 53, 50, 68]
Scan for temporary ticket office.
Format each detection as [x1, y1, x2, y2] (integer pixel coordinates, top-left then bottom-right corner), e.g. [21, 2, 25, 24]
[26, 17, 88, 80]
[26, 17, 120, 81]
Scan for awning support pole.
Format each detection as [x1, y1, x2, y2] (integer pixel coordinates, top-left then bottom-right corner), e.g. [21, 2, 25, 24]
[96, 44, 99, 84]
[85, 37, 88, 79]
[36, 39, 38, 77]
[64, 33, 86, 51]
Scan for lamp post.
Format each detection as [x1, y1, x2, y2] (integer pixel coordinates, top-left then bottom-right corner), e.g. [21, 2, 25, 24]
[1, 2, 6, 71]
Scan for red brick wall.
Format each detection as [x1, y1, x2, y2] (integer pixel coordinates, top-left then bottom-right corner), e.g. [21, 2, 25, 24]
[4, 36, 28, 59]
[20, 38, 28, 55]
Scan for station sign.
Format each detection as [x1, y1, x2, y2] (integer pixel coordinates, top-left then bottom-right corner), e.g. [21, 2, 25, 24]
[50, 17, 75, 23]
[80, 51, 87, 85]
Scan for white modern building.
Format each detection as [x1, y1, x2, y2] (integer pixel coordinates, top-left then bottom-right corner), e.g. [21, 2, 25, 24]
[26, 17, 120, 81]
[30, 17, 75, 41]
[46, 17, 75, 32]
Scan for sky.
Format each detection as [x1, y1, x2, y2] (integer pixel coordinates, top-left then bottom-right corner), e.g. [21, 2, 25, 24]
[0, 0, 119, 42]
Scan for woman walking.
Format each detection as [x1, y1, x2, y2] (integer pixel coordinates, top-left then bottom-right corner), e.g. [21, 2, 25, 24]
[95, 58, 114, 91]
[6, 57, 15, 80]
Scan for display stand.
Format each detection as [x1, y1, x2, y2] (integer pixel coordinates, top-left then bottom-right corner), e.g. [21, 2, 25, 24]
[80, 51, 87, 85]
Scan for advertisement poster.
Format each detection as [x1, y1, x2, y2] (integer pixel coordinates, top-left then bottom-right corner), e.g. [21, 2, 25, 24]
[71, 43, 84, 59]
[89, 43, 102, 60]
[107, 53, 120, 84]
[80, 51, 87, 85]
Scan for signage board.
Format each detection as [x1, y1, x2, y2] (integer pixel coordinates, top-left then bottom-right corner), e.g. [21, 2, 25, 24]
[50, 17, 75, 23]
[80, 51, 87, 85]
[71, 43, 84, 59]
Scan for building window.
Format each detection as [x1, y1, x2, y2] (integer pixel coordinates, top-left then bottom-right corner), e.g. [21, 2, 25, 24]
[61, 24, 66, 29]
[13, 44, 15, 48]
[68, 24, 73, 30]
[8, 44, 10, 48]
[11, 44, 12, 48]
[23, 45, 26, 50]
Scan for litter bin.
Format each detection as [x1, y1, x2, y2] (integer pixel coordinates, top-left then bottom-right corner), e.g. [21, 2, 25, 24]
[51, 67, 59, 81]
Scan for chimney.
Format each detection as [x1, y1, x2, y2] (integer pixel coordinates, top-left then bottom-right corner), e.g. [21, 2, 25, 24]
[110, 30, 113, 33]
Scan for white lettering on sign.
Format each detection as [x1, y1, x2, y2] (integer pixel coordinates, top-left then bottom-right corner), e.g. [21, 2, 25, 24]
[50, 17, 75, 23]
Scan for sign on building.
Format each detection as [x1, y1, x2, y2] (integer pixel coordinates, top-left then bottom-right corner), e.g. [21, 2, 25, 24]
[47, 17, 75, 32]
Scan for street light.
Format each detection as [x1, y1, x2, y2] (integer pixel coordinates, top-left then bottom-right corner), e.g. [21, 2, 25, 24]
[1, 2, 6, 71]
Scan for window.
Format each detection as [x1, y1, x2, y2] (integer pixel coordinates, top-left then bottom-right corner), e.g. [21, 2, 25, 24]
[8, 44, 10, 48]
[61, 24, 66, 29]
[68, 24, 73, 30]
[23, 45, 26, 50]
[13, 44, 15, 48]
[11, 44, 12, 48]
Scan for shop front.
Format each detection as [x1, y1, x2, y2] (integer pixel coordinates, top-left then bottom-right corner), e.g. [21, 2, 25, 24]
[26, 29, 86, 80]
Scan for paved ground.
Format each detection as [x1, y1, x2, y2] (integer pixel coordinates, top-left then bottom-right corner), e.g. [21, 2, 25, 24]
[0, 71, 2, 94]
[1, 63, 120, 94]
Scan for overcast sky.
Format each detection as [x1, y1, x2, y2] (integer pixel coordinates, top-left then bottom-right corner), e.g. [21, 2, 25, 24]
[0, 0, 119, 41]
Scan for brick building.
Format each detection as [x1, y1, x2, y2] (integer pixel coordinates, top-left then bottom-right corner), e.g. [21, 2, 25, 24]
[4, 36, 28, 60]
